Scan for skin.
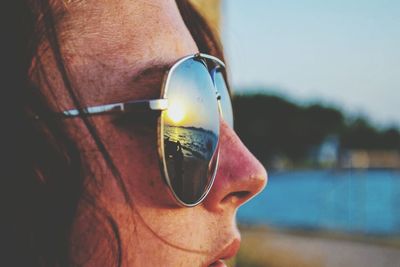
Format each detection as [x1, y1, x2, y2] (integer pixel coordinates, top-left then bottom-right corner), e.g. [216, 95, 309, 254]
[31, 0, 267, 266]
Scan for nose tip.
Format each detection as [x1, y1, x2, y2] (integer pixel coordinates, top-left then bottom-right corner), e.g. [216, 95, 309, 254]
[203, 121, 268, 211]
[218, 164, 267, 208]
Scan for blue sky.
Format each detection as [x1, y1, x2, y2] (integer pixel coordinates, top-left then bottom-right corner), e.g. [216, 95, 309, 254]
[222, 0, 400, 128]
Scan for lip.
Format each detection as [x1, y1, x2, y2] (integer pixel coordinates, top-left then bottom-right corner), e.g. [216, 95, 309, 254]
[209, 260, 227, 267]
[206, 238, 241, 267]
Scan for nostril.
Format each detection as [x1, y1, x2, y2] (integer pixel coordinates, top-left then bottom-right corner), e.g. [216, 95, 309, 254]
[221, 191, 251, 205]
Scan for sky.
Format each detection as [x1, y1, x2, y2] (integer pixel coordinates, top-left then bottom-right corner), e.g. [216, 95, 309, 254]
[222, 0, 400, 128]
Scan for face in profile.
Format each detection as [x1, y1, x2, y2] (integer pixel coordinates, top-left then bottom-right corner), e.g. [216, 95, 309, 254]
[30, 0, 267, 266]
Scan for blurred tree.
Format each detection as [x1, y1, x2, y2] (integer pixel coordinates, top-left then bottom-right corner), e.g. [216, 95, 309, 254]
[381, 128, 400, 149]
[233, 94, 400, 168]
[341, 118, 379, 149]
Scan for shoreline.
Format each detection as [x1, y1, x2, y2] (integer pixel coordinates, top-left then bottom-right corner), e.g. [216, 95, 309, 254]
[229, 226, 400, 267]
[239, 224, 400, 249]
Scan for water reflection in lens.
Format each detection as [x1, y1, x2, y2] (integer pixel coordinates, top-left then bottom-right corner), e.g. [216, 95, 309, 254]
[163, 58, 219, 205]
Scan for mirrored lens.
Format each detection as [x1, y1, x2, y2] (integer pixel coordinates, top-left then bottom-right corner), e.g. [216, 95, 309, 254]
[162, 58, 220, 205]
[214, 70, 234, 128]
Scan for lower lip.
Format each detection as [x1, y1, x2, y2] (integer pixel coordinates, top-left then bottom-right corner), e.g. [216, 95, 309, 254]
[209, 260, 227, 267]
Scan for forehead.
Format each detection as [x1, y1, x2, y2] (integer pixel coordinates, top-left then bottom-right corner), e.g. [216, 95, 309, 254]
[41, 0, 198, 108]
[61, 0, 198, 65]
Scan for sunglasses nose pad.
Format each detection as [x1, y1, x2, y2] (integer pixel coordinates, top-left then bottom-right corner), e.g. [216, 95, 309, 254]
[213, 71, 234, 128]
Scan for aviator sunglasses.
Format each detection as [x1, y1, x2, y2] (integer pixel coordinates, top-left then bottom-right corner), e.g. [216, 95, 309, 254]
[62, 53, 233, 207]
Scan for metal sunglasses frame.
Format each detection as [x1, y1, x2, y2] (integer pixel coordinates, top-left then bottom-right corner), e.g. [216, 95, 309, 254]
[62, 53, 229, 207]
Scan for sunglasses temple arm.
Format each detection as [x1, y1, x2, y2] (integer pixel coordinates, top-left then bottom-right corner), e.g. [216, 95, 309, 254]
[61, 99, 168, 118]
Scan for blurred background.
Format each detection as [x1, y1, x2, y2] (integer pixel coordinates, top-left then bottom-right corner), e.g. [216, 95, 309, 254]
[192, 0, 400, 266]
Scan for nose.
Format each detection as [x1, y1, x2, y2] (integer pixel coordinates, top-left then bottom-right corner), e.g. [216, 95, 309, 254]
[203, 120, 268, 212]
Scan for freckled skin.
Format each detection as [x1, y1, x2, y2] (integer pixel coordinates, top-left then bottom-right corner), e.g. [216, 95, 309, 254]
[31, 0, 267, 266]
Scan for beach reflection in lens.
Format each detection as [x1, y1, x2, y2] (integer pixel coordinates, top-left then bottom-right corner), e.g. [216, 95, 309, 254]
[214, 70, 234, 128]
[163, 58, 219, 205]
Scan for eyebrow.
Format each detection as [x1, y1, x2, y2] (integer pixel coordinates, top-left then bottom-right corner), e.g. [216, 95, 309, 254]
[109, 63, 171, 104]
[83, 62, 170, 109]
[131, 64, 171, 93]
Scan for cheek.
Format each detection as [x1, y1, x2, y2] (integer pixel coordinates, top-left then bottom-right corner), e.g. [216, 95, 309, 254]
[96, 124, 236, 253]
[100, 123, 173, 207]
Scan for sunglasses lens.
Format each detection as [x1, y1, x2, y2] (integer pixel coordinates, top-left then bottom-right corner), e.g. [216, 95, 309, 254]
[214, 70, 234, 128]
[162, 58, 220, 205]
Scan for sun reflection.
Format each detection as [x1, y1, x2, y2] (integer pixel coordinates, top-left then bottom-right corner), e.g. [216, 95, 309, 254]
[167, 100, 186, 124]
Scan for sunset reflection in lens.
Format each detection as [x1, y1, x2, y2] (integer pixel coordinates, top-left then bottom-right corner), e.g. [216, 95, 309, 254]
[166, 100, 186, 124]
[162, 58, 219, 205]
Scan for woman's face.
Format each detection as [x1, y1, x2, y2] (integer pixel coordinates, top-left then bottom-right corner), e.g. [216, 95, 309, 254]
[34, 0, 267, 266]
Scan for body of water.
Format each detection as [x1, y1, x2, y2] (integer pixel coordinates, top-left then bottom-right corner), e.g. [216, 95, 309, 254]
[238, 170, 400, 235]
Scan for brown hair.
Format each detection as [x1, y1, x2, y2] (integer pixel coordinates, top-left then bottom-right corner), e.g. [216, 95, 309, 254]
[1, 1, 224, 267]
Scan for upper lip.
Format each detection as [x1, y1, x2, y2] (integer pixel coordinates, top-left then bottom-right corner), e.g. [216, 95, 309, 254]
[207, 237, 241, 266]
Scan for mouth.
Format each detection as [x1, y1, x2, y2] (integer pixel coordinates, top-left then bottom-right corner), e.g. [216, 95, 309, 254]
[207, 238, 241, 267]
